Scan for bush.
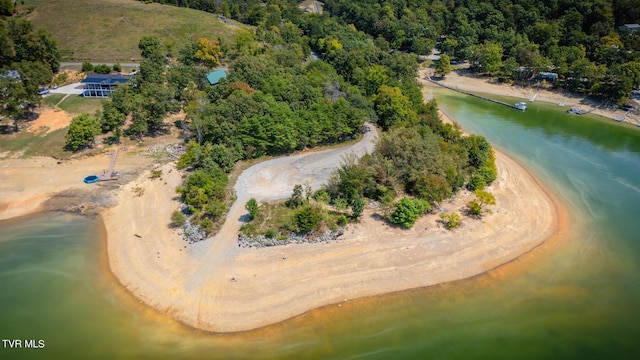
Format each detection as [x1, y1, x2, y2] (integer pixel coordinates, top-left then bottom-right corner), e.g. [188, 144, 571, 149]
[113, 63, 122, 73]
[389, 197, 430, 229]
[312, 189, 331, 204]
[350, 196, 365, 221]
[171, 210, 187, 227]
[285, 184, 305, 208]
[245, 198, 259, 220]
[150, 169, 163, 179]
[81, 61, 94, 72]
[336, 215, 348, 226]
[293, 205, 322, 233]
[264, 229, 276, 238]
[93, 64, 111, 74]
[440, 212, 461, 229]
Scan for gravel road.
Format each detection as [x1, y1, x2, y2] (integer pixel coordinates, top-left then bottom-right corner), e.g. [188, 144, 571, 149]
[186, 124, 379, 288]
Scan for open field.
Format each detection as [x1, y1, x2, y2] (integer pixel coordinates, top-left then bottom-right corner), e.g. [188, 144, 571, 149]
[25, 0, 244, 62]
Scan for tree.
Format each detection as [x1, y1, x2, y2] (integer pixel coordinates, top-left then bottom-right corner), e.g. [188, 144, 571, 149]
[0, 74, 28, 132]
[389, 197, 429, 229]
[0, 0, 14, 16]
[138, 36, 164, 64]
[350, 196, 365, 221]
[467, 189, 496, 217]
[435, 53, 452, 78]
[245, 198, 259, 220]
[195, 37, 223, 68]
[373, 85, 417, 130]
[65, 114, 100, 152]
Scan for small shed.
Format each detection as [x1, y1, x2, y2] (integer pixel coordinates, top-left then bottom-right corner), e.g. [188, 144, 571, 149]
[206, 69, 227, 85]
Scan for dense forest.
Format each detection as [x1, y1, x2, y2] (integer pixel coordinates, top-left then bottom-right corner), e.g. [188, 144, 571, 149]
[78, 0, 494, 236]
[142, 0, 639, 104]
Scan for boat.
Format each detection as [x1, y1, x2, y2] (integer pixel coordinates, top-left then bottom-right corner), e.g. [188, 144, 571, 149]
[514, 102, 527, 111]
[83, 175, 99, 184]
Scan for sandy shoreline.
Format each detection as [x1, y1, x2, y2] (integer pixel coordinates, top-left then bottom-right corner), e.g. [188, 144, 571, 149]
[418, 68, 640, 127]
[100, 129, 560, 332]
[0, 100, 562, 333]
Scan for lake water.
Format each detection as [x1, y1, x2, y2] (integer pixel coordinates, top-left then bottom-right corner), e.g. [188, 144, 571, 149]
[1, 89, 640, 359]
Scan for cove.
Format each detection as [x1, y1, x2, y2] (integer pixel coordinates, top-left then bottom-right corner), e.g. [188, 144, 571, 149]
[1, 89, 639, 359]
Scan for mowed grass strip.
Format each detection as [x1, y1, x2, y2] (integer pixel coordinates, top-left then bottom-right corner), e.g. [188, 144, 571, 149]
[26, 0, 243, 62]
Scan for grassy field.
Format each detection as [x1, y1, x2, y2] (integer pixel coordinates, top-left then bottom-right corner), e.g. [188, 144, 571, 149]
[42, 94, 103, 115]
[0, 127, 70, 159]
[25, 0, 244, 62]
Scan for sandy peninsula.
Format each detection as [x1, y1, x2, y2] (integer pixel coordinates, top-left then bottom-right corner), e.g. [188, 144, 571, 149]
[102, 120, 560, 332]
[0, 96, 560, 333]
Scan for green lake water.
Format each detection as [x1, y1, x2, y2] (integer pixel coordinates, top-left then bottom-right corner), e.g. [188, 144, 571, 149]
[1, 89, 640, 359]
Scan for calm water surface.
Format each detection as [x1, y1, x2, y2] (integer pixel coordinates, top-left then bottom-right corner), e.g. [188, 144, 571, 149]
[1, 89, 639, 359]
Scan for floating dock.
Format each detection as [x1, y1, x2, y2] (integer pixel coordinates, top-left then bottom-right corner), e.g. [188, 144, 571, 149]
[99, 149, 120, 181]
[425, 75, 525, 111]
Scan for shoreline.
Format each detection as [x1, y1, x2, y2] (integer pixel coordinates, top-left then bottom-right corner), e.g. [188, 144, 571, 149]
[419, 68, 640, 127]
[101, 131, 561, 332]
[1, 106, 565, 334]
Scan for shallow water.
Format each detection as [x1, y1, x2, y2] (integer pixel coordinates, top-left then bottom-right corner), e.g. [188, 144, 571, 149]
[1, 89, 639, 359]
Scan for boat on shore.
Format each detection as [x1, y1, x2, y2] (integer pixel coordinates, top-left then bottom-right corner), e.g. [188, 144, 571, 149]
[515, 102, 527, 111]
[567, 106, 594, 115]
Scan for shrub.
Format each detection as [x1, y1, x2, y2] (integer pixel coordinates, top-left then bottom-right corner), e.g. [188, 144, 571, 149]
[440, 212, 461, 229]
[285, 184, 305, 208]
[171, 210, 187, 227]
[293, 205, 322, 233]
[245, 198, 259, 220]
[264, 229, 276, 238]
[350, 196, 365, 221]
[81, 61, 94, 72]
[93, 64, 111, 74]
[389, 197, 430, 229]
[336, 215, 348, 226]
[312, 189, 331, 204]
[150, 169, 163, 179]
[113, 63, 122, 73]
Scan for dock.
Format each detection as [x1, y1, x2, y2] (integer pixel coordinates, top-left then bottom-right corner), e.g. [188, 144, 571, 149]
[99, 149, 120, 181]
[425, 74, 525, 111]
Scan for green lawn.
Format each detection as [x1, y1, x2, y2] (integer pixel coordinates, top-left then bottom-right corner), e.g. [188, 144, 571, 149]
[56, 96, 104, 115]
[26, 0, 244, 62]
[0, 127, 71, 159]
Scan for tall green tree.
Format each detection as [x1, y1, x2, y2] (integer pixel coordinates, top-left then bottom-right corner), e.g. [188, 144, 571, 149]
[435, 53, 452, 78]
[372, 85, 417, 130]
[65, 114, 101, 152]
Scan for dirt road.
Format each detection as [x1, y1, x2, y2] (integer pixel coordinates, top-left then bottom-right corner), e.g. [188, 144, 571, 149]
[185, 124, 379, 289]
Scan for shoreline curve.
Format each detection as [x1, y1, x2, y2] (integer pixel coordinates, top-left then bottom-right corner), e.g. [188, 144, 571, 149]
[101, 128, 561, 333]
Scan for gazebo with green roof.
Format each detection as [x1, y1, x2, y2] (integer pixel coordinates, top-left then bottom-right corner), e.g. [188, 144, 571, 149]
[206, 69, 227, 85]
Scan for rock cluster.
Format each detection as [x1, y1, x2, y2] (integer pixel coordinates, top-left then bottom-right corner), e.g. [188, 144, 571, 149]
[180, 219, 207, 244]
[238, 228, 345, 248]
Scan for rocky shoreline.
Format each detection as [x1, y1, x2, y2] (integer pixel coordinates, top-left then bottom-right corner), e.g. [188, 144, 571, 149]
[237, 228, 345, 248]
